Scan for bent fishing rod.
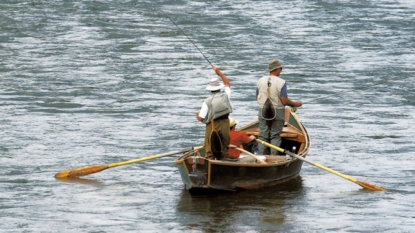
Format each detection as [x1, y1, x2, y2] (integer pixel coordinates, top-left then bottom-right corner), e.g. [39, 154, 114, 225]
[161, 9, 387, 104]
[160, 10, 213, 66]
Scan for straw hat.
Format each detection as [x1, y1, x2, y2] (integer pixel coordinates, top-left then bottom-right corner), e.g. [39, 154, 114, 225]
[206, 77, 225, 91]
[229, 117, 238, 127]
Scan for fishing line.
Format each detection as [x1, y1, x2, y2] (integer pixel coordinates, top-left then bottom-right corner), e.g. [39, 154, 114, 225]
[302, 80, 387, 104]
[161, 10, 388, 105]
[160, 10, 213, 66]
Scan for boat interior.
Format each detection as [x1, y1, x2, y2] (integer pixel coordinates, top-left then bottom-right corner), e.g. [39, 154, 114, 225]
[237, 107, 308, 161]
[180, 107, 309, 165]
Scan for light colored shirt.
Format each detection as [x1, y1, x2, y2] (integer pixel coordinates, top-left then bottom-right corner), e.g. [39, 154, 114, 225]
[256, 76, 286, 109]
[198, 87, 231, 118]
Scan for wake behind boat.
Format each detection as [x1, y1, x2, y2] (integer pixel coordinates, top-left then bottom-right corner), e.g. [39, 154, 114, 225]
[174, 107, 310, 193]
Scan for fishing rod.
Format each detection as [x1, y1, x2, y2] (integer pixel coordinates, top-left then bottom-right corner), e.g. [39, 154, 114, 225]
[160, 10, 213, 66]
[161, 9, 385, 103]
[302, 80, 387, 104]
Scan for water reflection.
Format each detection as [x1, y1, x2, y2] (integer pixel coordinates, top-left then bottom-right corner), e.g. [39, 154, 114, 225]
[55, 177, 104, 186]
[176, 176, 304, 231]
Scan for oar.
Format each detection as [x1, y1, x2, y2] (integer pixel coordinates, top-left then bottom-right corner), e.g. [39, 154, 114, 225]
[229, 145, 267, 164]
[54, 146, 202, 178]
[256, 139, 386, 191]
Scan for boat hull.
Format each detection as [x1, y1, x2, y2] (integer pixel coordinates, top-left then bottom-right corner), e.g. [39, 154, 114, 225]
[176, 154, 303, 193]
[174, 107, 310, 193]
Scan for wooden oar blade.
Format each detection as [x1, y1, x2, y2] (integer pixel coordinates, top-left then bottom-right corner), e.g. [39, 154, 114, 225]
[356, 180, 386, 192]
[54, 147, 201, 179]
[54, 164, 109, 178]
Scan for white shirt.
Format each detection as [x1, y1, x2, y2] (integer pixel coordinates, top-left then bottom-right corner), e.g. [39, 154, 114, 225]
[198, 87, 231, 118]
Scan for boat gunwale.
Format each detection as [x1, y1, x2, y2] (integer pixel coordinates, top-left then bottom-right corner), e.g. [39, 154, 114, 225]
[174, 152, 296, 167]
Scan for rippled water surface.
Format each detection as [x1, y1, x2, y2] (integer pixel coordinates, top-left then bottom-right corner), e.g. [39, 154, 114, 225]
[1, 0, 414, 232]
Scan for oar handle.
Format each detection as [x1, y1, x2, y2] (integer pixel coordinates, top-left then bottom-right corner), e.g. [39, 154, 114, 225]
[230, 145, 266, 164]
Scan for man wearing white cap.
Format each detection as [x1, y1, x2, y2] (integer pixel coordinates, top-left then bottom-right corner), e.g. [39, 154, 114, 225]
[196, 65, 232, 160]
[256, 59, 302, 155]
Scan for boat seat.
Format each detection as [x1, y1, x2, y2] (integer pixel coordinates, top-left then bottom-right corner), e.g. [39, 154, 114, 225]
[239, 129, 305, 143]
[237, 155, 256, 163]
[265, 155, 289, 163]
[222, 158, 239, 162]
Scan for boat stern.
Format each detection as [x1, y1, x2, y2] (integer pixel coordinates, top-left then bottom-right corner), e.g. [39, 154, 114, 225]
[174, 149, 209, 190]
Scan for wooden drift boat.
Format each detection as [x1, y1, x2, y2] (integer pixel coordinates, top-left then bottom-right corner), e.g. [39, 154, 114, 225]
[174, 107, 310, 193]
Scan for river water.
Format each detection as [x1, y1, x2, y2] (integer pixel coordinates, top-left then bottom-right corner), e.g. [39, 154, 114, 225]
[1, 0, 414, 232]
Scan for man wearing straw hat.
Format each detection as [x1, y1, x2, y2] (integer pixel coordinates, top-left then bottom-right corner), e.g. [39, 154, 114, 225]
[196, 65, 232, 160]
[256, 59, 302, 155]
[228, 117, 257, 159]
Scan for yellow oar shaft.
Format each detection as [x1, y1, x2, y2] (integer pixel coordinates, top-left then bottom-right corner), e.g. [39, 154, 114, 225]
[313, 162, 356, 182]
[110, 147, 203, 168]
[256, 139, 386, 191]
[108, 155, 164, 168]
[55, 146, 202, 178]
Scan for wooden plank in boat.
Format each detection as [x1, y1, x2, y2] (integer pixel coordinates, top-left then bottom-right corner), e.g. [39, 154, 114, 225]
[242, 126, 305, 142]
[186, 157, 205, 164]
